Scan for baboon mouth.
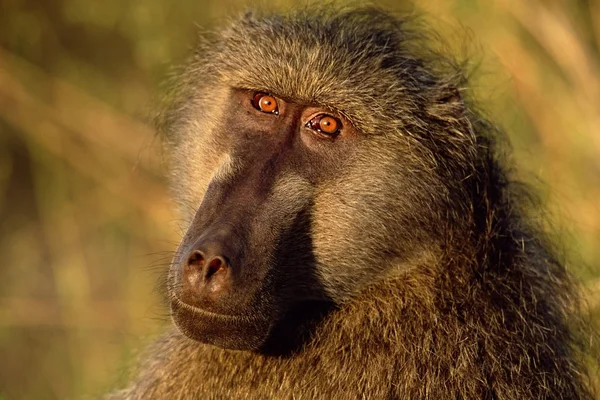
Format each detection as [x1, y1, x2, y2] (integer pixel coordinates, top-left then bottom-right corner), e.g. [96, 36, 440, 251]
[170, 294, 250, 320]
[170, 294, 272, 350]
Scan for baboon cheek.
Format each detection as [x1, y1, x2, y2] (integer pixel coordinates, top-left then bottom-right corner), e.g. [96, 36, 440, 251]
[310, 176, 421, 301]
[310, 195, 385, 300]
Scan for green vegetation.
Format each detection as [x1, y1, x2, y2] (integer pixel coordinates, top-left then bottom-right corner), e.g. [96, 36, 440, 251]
[0, 0, 598, 398]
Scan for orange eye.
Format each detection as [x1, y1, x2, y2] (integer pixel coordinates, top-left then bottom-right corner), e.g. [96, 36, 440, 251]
[252, 92, 279, 114]
[307, 114, 342, 137]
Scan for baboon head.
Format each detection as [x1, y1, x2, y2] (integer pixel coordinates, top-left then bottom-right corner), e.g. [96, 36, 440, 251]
[163, 9, 477, 350]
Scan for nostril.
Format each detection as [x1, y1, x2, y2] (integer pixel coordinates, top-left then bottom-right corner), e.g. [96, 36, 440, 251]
[184, 250, 206, 287]
[205, 256, 227, 280]
[187, 250, 205, 268]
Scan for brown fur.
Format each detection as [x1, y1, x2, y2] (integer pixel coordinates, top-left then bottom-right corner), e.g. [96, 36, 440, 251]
[109, 7, 594, 399]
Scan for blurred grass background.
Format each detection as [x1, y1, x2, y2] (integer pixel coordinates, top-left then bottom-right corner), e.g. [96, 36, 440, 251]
[0, 0, 598, 398]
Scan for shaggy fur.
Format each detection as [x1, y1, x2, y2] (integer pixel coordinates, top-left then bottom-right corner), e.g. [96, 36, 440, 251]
[110, 7, 594, 399]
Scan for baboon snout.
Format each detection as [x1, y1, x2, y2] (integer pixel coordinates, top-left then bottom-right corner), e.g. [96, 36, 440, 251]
[184, 250, 230, 291]
[180, 242, 234, 309]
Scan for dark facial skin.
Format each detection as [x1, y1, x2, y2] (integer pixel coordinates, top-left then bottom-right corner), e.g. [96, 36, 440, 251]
[169, 89, 359, 350]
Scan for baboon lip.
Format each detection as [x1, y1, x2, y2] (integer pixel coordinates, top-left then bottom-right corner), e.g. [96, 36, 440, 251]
[170, 294, 256, 322]
[170, 294, 272, 349]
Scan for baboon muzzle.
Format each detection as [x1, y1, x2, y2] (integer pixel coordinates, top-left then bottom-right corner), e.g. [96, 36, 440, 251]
[169, 154, 306, 349]
[170, 195, 277, 348]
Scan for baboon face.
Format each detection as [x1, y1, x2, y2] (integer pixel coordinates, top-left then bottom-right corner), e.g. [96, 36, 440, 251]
[166, 12, 452, 350]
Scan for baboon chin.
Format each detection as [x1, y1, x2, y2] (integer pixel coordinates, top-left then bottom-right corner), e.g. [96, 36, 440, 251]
[110, 7, 594, 400]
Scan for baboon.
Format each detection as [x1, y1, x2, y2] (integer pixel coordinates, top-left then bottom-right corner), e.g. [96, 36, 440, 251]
[110, 7, 594, 399]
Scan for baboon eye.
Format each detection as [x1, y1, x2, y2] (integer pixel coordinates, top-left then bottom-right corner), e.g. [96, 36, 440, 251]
[251, 92, 279, 114]
[307, 114, 342, 137]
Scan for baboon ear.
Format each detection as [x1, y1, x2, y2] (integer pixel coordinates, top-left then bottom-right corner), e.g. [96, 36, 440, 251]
[427, 87, 464, 122]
